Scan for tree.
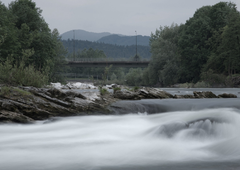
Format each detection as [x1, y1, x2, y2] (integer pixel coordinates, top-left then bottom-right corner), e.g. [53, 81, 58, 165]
[0, 0, 67, 85]
[178, 6, 212, 83]
[203, 3, 240, 77]
[0, 2, 19, 60]
[146, 24, 181, 86]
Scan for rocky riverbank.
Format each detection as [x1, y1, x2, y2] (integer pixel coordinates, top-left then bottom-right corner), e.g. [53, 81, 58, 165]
[0, 84, 237, 124]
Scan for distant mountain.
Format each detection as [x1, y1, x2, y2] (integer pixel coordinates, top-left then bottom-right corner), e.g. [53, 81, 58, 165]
[97, 34, 150, 46]
[61, 29, 150, 46]
[60, 29, 111, 41]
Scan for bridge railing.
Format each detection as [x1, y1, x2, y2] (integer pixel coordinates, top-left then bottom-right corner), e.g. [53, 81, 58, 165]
[66, 57, 150, 62]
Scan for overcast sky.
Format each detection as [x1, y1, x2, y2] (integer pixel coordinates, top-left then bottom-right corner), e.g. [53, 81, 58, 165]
[2, 0, 240, 36]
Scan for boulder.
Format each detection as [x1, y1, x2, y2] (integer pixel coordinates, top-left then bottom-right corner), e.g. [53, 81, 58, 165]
[137, 88, 173, 99]
[0, 110, 34, 124]
[218, 93, 237, 98]
[173, 94, 194, 99]
[113, 90, 140, 100]
[193, 91, 218, 98]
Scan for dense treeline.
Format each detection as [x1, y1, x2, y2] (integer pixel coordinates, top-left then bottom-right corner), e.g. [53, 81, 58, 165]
[129, 2, 240, 87]
[0, 0, 66, 87]
[97, 34, 150, 46]
[62, 39, 151, 59]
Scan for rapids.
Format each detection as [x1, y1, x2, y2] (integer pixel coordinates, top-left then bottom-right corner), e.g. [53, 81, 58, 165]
[1, 88, 240, 170]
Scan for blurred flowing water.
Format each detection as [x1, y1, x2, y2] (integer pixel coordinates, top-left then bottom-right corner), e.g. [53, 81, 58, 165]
[1, 88, 240, 170]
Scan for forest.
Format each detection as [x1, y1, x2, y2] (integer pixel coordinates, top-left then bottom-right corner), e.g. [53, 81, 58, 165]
[0, 0, 239, 87]
[0, 0, 66, 87]
[127, 1, 240, 87]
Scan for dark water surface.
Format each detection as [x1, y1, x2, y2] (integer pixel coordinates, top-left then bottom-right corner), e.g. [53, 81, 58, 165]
[1, 88, 240, 170]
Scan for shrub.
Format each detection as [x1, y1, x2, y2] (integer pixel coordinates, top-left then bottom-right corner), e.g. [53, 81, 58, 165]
[0, 56, 48, 87]
[133, 86, 140, 92]
[113, 87, 121, 93]
[0, 86, 11, 96]
[0, 86, 32, 97]
[99, 87, 109, 95]
[194, 81, 210, 88]
[13, 88, 31, 96]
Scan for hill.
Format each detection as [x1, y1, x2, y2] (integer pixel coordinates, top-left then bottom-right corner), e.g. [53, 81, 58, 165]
[60, 29, 111, 41]
[97, 34, 150, 46]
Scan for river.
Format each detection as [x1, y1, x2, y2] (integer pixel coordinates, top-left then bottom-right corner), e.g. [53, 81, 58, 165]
[1, 88, 240, 170]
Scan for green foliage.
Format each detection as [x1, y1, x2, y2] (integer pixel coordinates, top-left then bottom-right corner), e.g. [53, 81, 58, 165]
[0, 54, 48, 87]
[125, 68, 143, 86]
[0, 86, 11, 96]
[201, 69, 226, 86]
[194, 81, 210, 88]
[178, 6, 212, 83]
[0, 0, 67, 86]
[13, 87, 31, 96]
[144, 1, 240, 87]
[113, 87, 121, 93]
[133, 86, 140, 92]
[110, 73, 117, 81]
[146, 24, 181, 86]
[102, 65, 112, 85]
[99, 87, 109, 95]
[0, 86, 31, 96]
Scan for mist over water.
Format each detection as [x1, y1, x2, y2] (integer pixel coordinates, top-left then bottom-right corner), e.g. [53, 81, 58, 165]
[1, 97, 240, 170]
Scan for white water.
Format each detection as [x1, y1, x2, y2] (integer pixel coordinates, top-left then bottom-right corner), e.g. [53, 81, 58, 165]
[1, 107, 240, 170]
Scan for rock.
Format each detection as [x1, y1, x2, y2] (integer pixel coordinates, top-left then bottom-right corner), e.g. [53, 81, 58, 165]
[137, 88, 173, 99]
[113, 90, 140, 100]
[193, 91, 218, 98]
[173, 94, 194, 99]
[0, 86, 112, 123]
[218, 93, 237, 98]
[113, 87, 173, 100]
[0, 110, 34, 124]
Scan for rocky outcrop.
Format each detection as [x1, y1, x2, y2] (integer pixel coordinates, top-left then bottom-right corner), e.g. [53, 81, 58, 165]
[113, 88, 174, 100]
[113, 88, 238, 100]
[0, 85, 238, 124]
[0, 110, 34, 124]
[0, 86, 114, 124]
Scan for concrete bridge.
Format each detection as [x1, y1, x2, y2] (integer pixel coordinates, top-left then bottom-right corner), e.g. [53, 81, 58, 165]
[66, 58, 150, 68]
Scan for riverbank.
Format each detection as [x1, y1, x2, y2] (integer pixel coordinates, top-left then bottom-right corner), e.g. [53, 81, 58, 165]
[0, 83, 238, 124]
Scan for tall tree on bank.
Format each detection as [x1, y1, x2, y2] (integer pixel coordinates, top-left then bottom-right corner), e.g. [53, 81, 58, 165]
[0, 0, 66, 84]
[146, 24, 181, 86]
[203, 5, 240, 76]
[178, 6, 212, 83]
[178, 2, 239, 83]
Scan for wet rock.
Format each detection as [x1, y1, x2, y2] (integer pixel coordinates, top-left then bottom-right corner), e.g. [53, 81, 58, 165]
[218, 93, 237, 98]
[138, 88, 173, 99]
[193, 91, 218, 98]
[113, 90, 140, 100]
[0, 110, 34, 124]
[0, 86, 113, 123]
[173, 94, 195, 99]
[113, 87, 174, 100]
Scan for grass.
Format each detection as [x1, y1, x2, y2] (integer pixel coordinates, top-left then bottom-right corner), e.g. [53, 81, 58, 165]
[0, 86, 32, 97]
[113, 87, 121, 93]
[99, 87, 109, 95]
